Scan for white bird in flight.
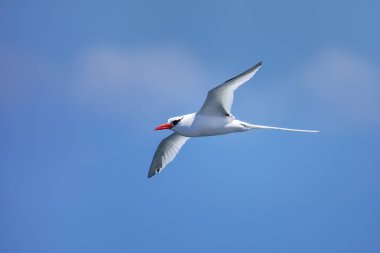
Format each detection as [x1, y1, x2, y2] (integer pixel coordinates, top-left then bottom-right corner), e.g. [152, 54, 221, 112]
[148, 62, 318, 178]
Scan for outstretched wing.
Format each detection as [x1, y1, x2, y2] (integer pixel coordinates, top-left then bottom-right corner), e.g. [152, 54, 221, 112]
[148, 133, 190, 178]
[198, 62, 262, 116]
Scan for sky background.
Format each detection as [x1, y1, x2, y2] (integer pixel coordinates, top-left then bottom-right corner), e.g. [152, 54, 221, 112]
[1, 0, 380, 252]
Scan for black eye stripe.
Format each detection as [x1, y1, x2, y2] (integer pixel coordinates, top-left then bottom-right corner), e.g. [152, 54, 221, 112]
[171, 117, 183, 126]
[172, 119, 180, 126]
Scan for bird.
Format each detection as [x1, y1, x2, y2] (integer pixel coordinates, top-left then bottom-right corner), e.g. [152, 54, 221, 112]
[148, 62, 318, 178]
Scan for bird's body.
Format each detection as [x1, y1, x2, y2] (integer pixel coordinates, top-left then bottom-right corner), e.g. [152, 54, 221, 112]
[148, 62, 318, 178]
[171, 113, 247, 137]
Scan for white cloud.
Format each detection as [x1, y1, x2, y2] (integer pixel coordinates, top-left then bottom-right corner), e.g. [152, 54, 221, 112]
[70, 45, 211, 120]
[234, 49, 380, 131]
[297, 48, 380, 127]
[0, 44, 214, 129]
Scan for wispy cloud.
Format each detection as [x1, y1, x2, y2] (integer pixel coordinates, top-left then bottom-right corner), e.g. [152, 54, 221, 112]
[0, 43, 213, 130]
[234, 48, 380, 131]
[297, 48, 380, 127]
[70, 45, 211, 119]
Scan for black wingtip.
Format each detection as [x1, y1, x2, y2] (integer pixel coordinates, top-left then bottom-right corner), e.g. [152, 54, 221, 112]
[148, 167, 161, 178]
[224, 61, 263, 83]
[248, 61, 263, 72]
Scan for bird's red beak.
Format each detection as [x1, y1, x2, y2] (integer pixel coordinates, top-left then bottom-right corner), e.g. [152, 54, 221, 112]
[155, 123, 173, 130]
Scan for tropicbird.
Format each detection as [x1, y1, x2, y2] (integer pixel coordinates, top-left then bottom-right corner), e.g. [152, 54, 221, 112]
[148, 62, 318, 178]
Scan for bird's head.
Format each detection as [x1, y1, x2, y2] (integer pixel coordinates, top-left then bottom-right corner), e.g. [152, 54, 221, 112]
[155, 116, 184, 130]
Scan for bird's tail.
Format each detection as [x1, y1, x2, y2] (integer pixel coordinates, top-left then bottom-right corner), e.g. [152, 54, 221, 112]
[241, 122, 319, 133]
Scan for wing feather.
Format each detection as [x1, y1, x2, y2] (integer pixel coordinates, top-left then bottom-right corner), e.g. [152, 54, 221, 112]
[148, 133, 190, 178]
[198, 62, 262, 116]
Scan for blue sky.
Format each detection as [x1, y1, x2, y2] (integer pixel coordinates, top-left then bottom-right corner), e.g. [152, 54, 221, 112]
[1, 0, 380, 252]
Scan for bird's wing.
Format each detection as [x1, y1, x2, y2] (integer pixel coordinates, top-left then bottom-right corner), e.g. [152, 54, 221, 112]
[198, 62, 262, 116]
[148, 133, 190, 178]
